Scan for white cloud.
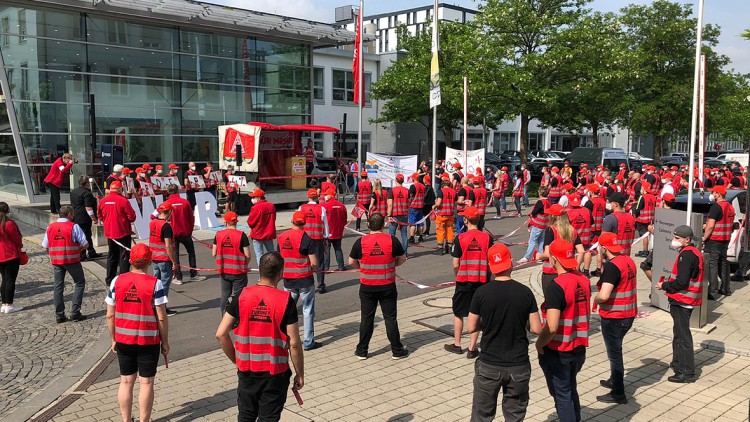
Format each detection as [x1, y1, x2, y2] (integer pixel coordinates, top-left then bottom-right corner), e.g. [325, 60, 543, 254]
[212, 0, 330, 22]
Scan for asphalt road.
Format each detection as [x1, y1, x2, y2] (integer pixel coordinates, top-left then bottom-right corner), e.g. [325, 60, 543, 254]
[94, 205, 536, 381]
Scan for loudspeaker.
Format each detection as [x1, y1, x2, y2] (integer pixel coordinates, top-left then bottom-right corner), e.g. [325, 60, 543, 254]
[101, 144, 124, 181]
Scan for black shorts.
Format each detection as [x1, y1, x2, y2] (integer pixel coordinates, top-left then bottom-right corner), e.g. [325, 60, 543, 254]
[636, 222, 649, 236]
[228, 191, 239, 204]
[640, 250, 653, 271]
[452, 282, 481, 317]
[116, 343, 161, 377]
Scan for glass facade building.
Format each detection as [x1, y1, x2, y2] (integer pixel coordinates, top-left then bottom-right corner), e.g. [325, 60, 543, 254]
[0, 1, 348, 201]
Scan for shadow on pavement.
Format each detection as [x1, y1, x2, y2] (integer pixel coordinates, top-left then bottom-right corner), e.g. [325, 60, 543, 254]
[386, 413, 414, 421]
[317, 320, 366, 345]
[155, 390, 235, 422]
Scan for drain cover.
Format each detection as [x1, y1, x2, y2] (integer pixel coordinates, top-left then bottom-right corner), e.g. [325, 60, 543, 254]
[423, 297, 452, 308]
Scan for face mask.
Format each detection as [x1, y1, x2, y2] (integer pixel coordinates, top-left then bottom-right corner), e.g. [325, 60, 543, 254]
[138, 173, 144, 178]
[606, 203, 612, 211]
[708, 194, 715, 202]
[251, 197, 259, 205]
[661, 179, 668, 184]
[670, 239, 683, 250]
[156, 170, 162, 175]
[171, 170, 177, 175]
[191, 166, 196, 171]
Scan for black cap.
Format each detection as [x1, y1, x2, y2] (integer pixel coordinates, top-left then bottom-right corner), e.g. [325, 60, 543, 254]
[607, 192, 628, 207]
[673, 225, 695, 239]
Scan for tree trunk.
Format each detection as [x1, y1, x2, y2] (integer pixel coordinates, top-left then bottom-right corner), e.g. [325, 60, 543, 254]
[520, 114, 530, 165]
[653, 135, 665, 162]
[443, 126, 455, 149]
[591, 120, 599, 148]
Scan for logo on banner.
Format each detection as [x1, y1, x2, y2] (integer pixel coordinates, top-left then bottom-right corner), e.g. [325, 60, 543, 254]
[223, 128, 255, 164]
[369, 242, 385, 256]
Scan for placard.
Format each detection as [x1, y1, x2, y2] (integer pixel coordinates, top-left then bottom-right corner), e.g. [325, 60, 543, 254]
[364, 153, 418, 188]
[187, 175, 206, 189]
[124, 177, 135, 193]
[140, 182, 155, 197]
[151, 176, 180, 190]
[445, 147, 485, 176]
[228, 175, 247, 187]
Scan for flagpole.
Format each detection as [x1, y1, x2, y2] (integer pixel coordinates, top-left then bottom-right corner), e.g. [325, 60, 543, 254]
[357, 0, 363, 179]
[698, 54, 706, 182]
[431, 0, 439, 185]
[686, 0, 704, 223]
[463, 76, 468, 171]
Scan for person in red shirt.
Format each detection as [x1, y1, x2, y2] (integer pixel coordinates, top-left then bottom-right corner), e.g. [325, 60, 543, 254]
[321, 188, 348, 272]
[184, 161, 201, 208]
[97, 181, 137, 285]
[246, 188, 277, 265]
[223, 164, 238, 214]
[299, 189, 329, 293]
[163, 184, 205, 284]
[0, 202, 24, 314]
[213, 212, 251, 314]
[320, 174, 337, 198]
[149, 202, 178, 316]
[44, 152, 74, 213]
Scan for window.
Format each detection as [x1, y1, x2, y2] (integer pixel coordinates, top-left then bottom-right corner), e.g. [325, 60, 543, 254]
[528, 133, 543, 151]
[110, 67, 129, 96]
[313, 67, 324, 102]
[496, 132, 517, 153]
[17, 9, 26, 43]
[332, 69, 371, 105]
[1, 17, 9, 48]
[313, 132, 324, 153]
[107, 20, 127, 45]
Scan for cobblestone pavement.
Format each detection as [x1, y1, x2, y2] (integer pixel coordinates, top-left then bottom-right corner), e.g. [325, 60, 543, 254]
[51, 265, 750, 422]
[0, 241, 108, 421]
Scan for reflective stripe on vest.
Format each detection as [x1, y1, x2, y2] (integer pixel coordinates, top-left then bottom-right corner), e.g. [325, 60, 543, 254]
[114, 273, 161, 346]
[215, 228, 247, 275]
[709, 201, 735, 242]
[544, 272, 590, 352]
[473, 188, 488, 215]
[438, 187, 456, 216]
[529, 199, 551, 229]
[410, 183, 425, 209]
[549, 175, 563, 198]
[374, 190, 388, 215]
[456, 230, 491, 283]
[359, 233, 397, 286]
[278, 229, 313, 279]
[47, 221, 81, 265]
[300, 204, 324, 239]
[614, 212, 636, 256]
[665, 246, 704, 306]
[591, 197, 606, 231]
[391, 186, 409, 216]
[598, 254, 638, 318]
[149, 219, 170, 262]
[568, 207, 592, 246]
[234, 286, 291, 375]
[636, 194, 656, 224]
[357, 180, 372, 205]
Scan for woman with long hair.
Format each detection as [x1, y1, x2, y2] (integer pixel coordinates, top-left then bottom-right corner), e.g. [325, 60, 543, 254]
[511, 170, 524, 217]
[369, 179, 388, 217]
[0, 202, 23, 313]
[491, 170, 504, 218]
[538, 204, 585, 293]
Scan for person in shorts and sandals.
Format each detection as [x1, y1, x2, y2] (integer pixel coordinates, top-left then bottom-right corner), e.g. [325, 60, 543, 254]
[106, 243, 169, 422]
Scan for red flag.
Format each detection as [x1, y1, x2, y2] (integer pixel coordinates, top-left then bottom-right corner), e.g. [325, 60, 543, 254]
[352, 6, 363, 105]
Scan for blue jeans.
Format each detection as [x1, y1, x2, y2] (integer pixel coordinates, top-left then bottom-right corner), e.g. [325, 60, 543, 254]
[286, 286, 316, 349]
[456, 215, 466, 235]
[252, 240, 275, 265]
[538, 349, 586, 422]
[501, 195, 507, 211]
[152, 261, 173, 298]
[389, 215, 409, 254]
[523, 185, 529, 206]
[523, 226, 545, 260]
[600, 317, 634, 396]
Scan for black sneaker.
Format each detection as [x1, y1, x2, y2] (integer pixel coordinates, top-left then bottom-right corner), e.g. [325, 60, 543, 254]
[355, 351, 368, 360]
[89, 252, 103, 259]
[466, 349, 480, 359]
[444, 344, 464, 354]
[71, 314, 87, 322]
[668, 374, 695, 383]
[56, 316, 69, 324]
[583, 270, 591, 278]
[417, 235, 424, 243]
[166, 308, 178, 316]
[590, 269, 602, 277]
[392, 349, 410, 360]
[408, 236, 416, 244]
[304, 341, 323, 351]
[600, 379, 613, 389]
[437, 247, 445, 256]
[317, 285, 327, 294]
[597, 393, 628, 404]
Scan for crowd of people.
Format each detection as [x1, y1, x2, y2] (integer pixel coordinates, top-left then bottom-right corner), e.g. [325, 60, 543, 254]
[1, 153, 746, 422]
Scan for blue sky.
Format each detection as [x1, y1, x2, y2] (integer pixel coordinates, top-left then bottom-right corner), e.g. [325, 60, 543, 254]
[220, 1, 749, 73]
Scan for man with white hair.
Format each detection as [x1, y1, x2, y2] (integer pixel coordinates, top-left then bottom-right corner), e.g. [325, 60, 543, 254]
[105, 164, 125, 195]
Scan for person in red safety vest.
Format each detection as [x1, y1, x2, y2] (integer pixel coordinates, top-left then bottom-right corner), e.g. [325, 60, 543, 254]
[105, 243, 169, 422]
[246, 188, 277, 265]
[387, 174, 410, 255]
[97, 181, 136, 286]
[593, 232, 638, 404]
[702, 185, 735, 298]
[355, 171, 372, 231]
[445, 206, 493, 359]
[321, 188, 348, 272]
[408, 172, 427, 244]
[44, 205, 89, 322]
[633, 182, 657, 258]
[518, 186, 551, 264]
[163, 184, 205, 284]
[299, 189, 329, 293]
[434, 173, 457, 256]
[223, 164, 238, 214]
[212, 211, 251, 315]
[601, 192, 636, 256]
[215, 252, 304, 421]
[348, 213, 409, 360]
[656, 225, 704, 383]
[536, 238, 591, 422]
[582, 183, 607, 277]
[149, 202, 178, 316]
[472, 175, 489, 231]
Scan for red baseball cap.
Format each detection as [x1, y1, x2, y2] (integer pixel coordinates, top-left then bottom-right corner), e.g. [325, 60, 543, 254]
[411, 172, 419, 180]
[441, 173, 451, 181]
[551, 166, 559, 172]
[292, 211, 307, 224]
[670, 166, 679, 171]
[546, 204, 565, 216]
[142, 163, 153, 170]
[581, 163, 588, 167]
[569, 194, 582, 207]
[598, 232, 623, 253]
[109, 181, 123, 189]
[360, 170, 367, 177]
[307, 188, 319, 198]
[325, 188, 336, 196]
[156, 202, 173, 213]
[549, 239, 578, 269]
[563, 182, 575, 191]
[223, 211, 238, 223]
[620, 163, 627, 168]
[712, 185, 727, 195]
[487, 243, 513, 274]
[662, 193, 676, 201]
[663, 173, 673, 180]
[424, 175, 431, 183]
[249, 188, 265, 198]
[168, 163, 180, 170]
[129, 243, 152, 264]
[473, 176, 484, 185]
[585, 183, 600, 192]
[463, 206, 480, 219]
[396, 174, 405, 182]
[452, 162, 462, 169]
[121, 167, 133, 174]
[155, 164, 163, 170]
[640, 181, 651, 192]
[501, 166, 508, 171]
[135, 167, 145, 174]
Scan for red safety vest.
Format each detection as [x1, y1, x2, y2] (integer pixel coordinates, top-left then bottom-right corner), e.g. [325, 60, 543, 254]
[598, 255, 638, 319]
[590, 197, 606, 232]
[549, 174, 564, 198]
[438, 187, 456, 216]
[148, 219, 171, 262]
[305, 147, 315, 163]
[614, 212, 636, 256]
[322, 199, 347, 240]
[46, 221, 81, 265]
[225, 172, 237, 193]
[529, 199, 551, 229]
[300, 203, 324, 240]
[456, 230, 491, 283]
[278, 229, 313, 279]
[665, 246, 704, 306]
[114, 272, 160, 346]
[709, 201, 735, 242]
[542, 226, 561, 275]
[373, 190, 388, 216]
[390, 186, 409, 216]
[473, 187, 488, 215]
[636, 193, 657, 224]
[357, 180, 372, 205]
[215, 229, 247, 275]
[359, 233, 397, 286]
[233, 285, 291, 374]
[568, 207, 592, 247]
[457, 186, 474, 214]
[410, 182, 425, 209]
[647, 174, 661, 196]
[543, 271, 590, 352]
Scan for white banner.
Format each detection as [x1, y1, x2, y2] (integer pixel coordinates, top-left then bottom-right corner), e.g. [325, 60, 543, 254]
[364, 153, 419, 188]
[218, 124, 261, 173]
[151, 176, 180, 190]
[445, 147, 485, 176]
[429, 0, 441, 109]
[228, 175, 247, 187]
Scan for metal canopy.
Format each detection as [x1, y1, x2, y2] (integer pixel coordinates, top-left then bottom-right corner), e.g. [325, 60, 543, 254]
[30, 0, 357, 47]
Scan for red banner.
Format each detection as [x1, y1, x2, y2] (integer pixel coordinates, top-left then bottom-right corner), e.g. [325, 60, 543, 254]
[352, 6, 362, 105]
[222, 128, 256, 165]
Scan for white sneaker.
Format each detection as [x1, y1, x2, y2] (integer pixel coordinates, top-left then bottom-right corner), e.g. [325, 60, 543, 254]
[172, 279, 184, 285]
[5, 305, 23, 313]
[0, 304, 8, 313]
[517, 258, 529, 264]
[190, 275, 207, 282]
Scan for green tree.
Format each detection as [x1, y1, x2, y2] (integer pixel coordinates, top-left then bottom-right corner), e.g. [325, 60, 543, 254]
[619, 0, 721, 161]
[474, 0, 592, 164]
[706, 69, 750, 143]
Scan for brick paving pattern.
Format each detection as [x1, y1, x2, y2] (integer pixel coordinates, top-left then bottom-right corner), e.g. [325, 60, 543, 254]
[0, 242, 107, 420]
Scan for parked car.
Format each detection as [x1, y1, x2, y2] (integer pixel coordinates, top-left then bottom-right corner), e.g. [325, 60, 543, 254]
[527, 151, 565, 180]
[550, 150, 570, 159]
[566, 147, 629, 172]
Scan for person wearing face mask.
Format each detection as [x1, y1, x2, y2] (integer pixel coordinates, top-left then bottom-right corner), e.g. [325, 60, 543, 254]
[141, 164, 154, 183]
[643, 165, 661, 197]
[134, 167, 148, 198]
[593, 232, 637, 404]
[702, 185, 735, 299]
[656, 225, 704, 383]
[223, 165, 238, 214]
[246, 189, 277, 265]
[601, 193, 636, 256]
[203, 162, 218, 201]
[44, 152, 75, 214]
[105, 164, 125, 195]
[149, 202, 178, 316]
[184, 161, 200, 208]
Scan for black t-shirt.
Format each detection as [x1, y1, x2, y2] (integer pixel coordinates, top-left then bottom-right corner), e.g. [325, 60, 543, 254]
[530, 200, 545, 217]
[470, 280, 538, 366]
[350, 235, 405, 292]
[707, 202, 723, 222]
[599, 260, 621, 288]
[423, 185, 436, 206]
[662, 248, 701, 301]
[457, 188, 475, 202]
[543, 227, 582, 247]
[160, 222, 174, 241]
[543, 278, 586, 356]
[213, 231, 251, 248]
[70, 187, 97, 226]
[276, 232, 315, 289]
